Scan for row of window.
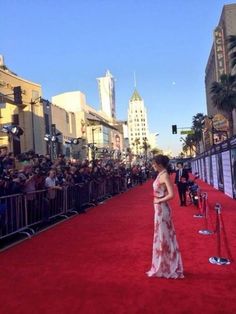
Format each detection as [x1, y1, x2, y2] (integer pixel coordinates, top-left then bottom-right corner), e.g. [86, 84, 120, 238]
[130, 133, 146, 137]
[129, 124, 146, 130]
[129, 110, 143, 114]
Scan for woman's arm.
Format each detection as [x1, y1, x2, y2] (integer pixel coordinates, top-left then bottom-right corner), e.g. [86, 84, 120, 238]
[154, 173, 174, 204]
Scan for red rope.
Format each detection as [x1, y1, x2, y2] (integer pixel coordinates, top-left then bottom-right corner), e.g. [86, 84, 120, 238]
[206, 199, 216, 232]
[215, 211, 221, 257]
[218, 212, 233, 261]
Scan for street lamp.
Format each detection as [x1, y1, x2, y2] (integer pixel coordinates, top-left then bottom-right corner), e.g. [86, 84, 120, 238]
[43, 127, 61, 160]
[68, 137, 82, 145]
[65, 138, 82, 158]
[1, 124, 24, 141]
[88, 125, 101, 161]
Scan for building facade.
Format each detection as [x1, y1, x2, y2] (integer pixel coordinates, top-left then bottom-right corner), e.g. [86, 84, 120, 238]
[52, 91, 123, 160]
[127, 89, 149, 155]
[0, 57, 47, 155]
[97, 70, 116, 119]
[205, 4, 236, 138]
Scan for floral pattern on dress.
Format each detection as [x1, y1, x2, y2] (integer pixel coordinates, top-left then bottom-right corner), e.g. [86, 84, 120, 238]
[146, 174, 184, 279]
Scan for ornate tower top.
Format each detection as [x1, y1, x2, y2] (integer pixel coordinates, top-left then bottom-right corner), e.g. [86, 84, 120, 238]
[130, 89, 142, 102]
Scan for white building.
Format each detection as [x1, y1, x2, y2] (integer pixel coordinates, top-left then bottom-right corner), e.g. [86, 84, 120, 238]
[127, 89, 149, 154]
[97, 70, 116, 119]
[52, 91, 123, 160]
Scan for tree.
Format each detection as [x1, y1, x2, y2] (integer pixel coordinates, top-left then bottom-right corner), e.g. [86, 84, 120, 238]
[150, 148, 163, 156]
[210, 74, 236, 136]
[192, 113, 205, 142]
[182, 134, 196, 157]
[141, 137, 151, 160]
[132, 138, 140, 155]
[228, 35, 236, 69]
[191, 113, 205, 152]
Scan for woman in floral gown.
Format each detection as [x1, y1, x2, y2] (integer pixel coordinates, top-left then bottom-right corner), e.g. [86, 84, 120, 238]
[146, 155, 184, 279]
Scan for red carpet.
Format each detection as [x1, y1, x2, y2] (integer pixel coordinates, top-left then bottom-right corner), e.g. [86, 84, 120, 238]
[0, 177, 236, 314]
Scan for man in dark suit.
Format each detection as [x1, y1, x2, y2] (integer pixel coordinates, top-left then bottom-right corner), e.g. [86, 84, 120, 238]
[175, 162, 189, 206]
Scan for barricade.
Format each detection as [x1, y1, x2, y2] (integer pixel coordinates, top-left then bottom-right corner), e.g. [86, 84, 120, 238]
[79, 181, 93, 208]
[0, 193, 28, 239]
[0, 174, 139, 244]
[209, 203, 232, 266]
[64, 185, 80, 214]
[25, 189, 48, 227]
[198, 192, 214, 235]
[105, 176, 114, 196]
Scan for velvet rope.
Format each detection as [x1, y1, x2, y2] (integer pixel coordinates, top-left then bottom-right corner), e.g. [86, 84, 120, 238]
[218, 211, 233, 261]
[197, 190, 203, 214]
[205, 196, 215, 232]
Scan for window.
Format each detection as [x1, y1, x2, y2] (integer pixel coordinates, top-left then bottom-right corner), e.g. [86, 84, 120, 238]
[66, 113, 69, 124]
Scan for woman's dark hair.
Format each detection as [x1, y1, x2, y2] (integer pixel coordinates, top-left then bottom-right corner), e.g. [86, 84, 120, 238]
[152, 154, 170, 169]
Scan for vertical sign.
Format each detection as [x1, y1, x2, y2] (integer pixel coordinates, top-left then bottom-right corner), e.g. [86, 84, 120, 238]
[205, 156, 210, 184]
[214, 26, 226, 81]
[212, 155, 218, 189]
[222, 151, 233, 198]
[231, 147, 236, 199]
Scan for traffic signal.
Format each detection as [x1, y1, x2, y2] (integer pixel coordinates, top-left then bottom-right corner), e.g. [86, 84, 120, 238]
[172, 125, 177, 134]
[13, 86, 22, 104]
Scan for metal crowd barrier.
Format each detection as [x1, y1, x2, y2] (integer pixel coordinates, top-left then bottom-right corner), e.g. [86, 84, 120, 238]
[0, 174, 141, 242]
[0, 193, 27, 239]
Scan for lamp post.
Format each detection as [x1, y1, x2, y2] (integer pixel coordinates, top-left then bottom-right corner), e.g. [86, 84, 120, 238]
[65, 138, 82, 159]
[44, 124, 61, 160]
[90, 126, 101, 161]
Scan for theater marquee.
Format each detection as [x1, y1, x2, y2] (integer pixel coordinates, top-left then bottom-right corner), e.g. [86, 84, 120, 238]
[214, 26, 227, 81]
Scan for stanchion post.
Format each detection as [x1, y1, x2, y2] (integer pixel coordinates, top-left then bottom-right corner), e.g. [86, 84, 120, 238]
[209, 203, 231, 266]
[198, 193, 214, 235]
[193, 190, 204, 218]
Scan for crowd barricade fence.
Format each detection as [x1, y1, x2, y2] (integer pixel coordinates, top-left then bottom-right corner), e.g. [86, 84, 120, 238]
[0, 193, 27, 239]
[0, 173, 147, 243]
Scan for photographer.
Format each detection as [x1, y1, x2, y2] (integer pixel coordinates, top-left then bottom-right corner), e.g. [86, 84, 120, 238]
[44, 170, 63, 221]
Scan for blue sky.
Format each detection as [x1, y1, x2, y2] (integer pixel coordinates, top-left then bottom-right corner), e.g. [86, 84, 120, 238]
[1, 0, 234, 155]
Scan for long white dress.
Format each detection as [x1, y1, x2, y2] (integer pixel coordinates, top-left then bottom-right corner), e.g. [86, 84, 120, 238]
[146, 172, 184, 279]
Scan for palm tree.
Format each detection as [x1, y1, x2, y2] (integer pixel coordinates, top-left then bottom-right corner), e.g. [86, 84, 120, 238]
[191, 113, 205, 152]
[151, 148, 163, 156]
[210, 74, 236, 136]
[182, 134, 196, 157]
[228, 35, 236, 69]
[192, 113, 204, 141]
[132, 138, 140, 155]
[141, 137, 151, 161]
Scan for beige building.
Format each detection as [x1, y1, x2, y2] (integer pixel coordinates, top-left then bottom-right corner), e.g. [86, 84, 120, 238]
[52, 91, 123, 160]
[205, 4, 236, 135]
[50, 104, 85, 159]
[0, 56, 47, 155]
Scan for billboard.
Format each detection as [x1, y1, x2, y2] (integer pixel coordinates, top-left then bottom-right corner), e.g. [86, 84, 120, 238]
[214, 26, 227, 81]
[222, 150, 233, 198]
[212, 155, 218, 189]
[215, 153, 224, 191]
[231, 148, 236, 199]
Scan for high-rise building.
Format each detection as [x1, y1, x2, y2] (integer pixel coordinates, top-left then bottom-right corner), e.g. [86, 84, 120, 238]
[97, 70, 116, 119]
[205, 3, 236, 135]
[128, 89, 149, 154]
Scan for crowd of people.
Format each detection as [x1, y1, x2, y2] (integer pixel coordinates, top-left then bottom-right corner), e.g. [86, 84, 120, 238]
[0, 149, 152, 197]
